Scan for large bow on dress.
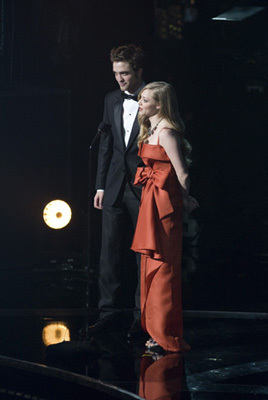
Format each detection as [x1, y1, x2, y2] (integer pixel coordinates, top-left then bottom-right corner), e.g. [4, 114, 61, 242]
[134, 166, 174, 219]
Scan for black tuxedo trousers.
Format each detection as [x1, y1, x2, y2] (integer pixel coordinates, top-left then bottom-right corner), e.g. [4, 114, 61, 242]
[98, 182, 141, 320]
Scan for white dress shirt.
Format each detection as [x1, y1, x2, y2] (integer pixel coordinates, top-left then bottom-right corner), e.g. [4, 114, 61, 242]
[122, 94, 139, 146]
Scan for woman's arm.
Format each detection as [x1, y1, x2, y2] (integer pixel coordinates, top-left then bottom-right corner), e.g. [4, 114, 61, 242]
[159, 129, 189, 193]
[159, 128, 199, 213]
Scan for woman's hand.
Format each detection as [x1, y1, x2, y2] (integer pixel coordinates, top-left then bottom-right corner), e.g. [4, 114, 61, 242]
[183, 195, 199, 213]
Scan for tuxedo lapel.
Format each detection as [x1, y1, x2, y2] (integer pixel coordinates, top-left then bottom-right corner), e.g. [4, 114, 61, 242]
[126, 113, 139, 151]
[113, 93, 125, 149]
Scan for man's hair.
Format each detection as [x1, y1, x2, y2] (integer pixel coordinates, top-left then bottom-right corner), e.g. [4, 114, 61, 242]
[110, 44, 145, 72]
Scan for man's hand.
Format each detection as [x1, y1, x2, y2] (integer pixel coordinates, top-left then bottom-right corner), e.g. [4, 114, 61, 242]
[94, 191, 104, 210]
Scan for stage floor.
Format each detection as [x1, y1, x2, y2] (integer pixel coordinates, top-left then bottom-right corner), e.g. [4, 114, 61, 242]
[0, 309, 267, 399]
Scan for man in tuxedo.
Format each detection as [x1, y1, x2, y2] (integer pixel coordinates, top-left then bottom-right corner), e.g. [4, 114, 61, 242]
[89, 44, 145, 337]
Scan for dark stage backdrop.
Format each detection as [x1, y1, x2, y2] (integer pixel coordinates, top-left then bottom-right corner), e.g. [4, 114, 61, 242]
[0, 0, 267, 312]
[0, 86, 72, 265]
[0, 0, 155, 308]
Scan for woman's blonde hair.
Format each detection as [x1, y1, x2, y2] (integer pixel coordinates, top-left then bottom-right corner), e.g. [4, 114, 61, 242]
[137, 81, 192, 166]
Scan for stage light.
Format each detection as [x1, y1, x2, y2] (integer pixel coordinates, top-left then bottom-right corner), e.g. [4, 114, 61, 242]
[42, 323, 71, 346]
[212, 6, 265, 21]
[43, 200, 72, 229]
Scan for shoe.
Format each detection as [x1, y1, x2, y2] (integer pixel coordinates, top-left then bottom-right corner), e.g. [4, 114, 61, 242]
[87, 316, 119, 336]
[143, 351, 164, 361]
[145, 337, 165, 354]
[127, 320, 147, 339]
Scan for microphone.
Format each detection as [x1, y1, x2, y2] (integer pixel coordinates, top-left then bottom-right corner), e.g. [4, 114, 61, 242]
[90, 122, 111, 149]
[97, 122, 111, 133]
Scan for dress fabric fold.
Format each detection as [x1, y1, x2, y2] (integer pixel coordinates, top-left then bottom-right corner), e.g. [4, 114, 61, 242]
[131, 142, 190, 352]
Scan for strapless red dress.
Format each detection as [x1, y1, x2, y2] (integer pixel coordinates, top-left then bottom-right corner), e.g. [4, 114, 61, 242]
[131, 141, 190, 352]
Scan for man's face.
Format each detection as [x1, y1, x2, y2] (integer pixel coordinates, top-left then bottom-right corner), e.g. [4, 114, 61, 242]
[113, 61, 143, 94]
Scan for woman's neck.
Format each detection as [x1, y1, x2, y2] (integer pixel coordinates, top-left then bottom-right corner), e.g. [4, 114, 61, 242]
[149, 114, 162, 127]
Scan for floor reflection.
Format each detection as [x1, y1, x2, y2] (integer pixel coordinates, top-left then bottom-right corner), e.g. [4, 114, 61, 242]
[0, 311, 267, 399]
[139, 352, 191, 399]
[46, 331, 192, 399]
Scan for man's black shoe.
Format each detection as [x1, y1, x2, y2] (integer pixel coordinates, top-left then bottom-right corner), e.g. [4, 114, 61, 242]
[127, 320, 147, 339]
[87, 316, 119, 336]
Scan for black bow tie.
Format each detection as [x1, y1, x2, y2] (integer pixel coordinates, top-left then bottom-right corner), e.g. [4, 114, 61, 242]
[122, 92, 138, 101]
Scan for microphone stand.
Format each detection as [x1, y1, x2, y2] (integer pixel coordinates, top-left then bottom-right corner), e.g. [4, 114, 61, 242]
[86, 123, 110, 323]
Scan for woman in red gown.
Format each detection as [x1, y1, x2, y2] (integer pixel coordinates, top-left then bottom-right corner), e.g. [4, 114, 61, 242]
[131, 82, 199, 353]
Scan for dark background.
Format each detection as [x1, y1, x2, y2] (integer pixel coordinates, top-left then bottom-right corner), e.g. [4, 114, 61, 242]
[0, 0, 267, 312]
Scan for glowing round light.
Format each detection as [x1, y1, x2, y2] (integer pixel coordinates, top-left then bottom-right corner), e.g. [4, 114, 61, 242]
[43, 200, 72, 229]
[42, 323, 71, 346]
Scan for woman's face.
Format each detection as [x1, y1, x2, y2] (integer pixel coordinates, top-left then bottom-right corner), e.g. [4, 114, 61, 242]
[138, 89, 160, 118]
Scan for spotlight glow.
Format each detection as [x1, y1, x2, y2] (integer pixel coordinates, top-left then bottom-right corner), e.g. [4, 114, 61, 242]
[42, 323, 71, 346]
[43, 200, 72, 229]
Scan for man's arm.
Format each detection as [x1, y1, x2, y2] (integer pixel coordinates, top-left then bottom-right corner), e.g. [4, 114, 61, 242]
[94, 95, 113, 209]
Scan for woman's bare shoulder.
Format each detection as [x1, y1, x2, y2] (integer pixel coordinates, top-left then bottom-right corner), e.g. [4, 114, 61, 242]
[159, 126, 181, 143]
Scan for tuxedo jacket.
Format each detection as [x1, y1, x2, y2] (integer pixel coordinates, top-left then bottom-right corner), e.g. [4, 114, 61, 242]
[96, 89, 143, 206]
